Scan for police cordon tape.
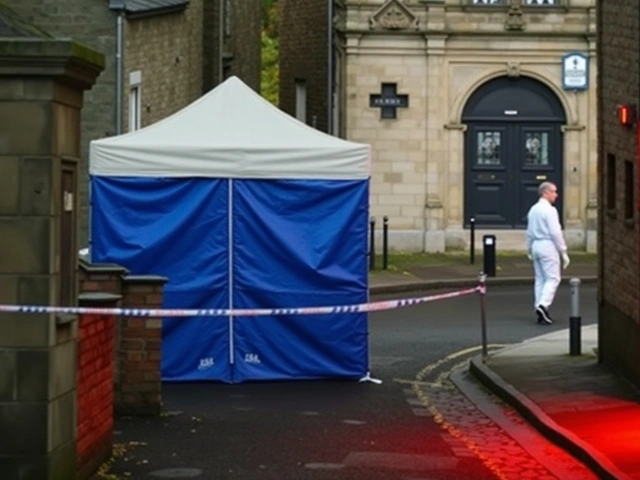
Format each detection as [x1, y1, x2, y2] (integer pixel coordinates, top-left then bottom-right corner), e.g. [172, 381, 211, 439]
[0, 285, 485, 318]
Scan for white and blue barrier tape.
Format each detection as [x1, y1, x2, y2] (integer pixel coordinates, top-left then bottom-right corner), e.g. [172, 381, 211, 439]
[0, 285, 484, 318]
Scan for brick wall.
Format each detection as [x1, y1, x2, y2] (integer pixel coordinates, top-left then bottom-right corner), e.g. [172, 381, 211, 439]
[76, 295, 120, 479]
[279, 0, 329, 131]
[597, 0, 640, 385]
[204, 0, 262, 92]
[226, 0, 262, 91]
[79, 262, 167, 416]
[202, 0, 218, 92]
[119, 276, 167, 415]
[123, 1, 205, 130]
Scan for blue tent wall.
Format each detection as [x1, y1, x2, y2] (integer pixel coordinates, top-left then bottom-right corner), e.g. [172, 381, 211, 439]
[90, 177, 232, 382]
[231, 180, 369, 381]
[90, 176, 370, 383]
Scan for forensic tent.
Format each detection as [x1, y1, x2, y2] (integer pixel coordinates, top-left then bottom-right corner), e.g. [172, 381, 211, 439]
[89, 76, 371, 383]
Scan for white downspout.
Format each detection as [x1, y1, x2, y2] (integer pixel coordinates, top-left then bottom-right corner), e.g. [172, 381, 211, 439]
[219, 0, 224, 83]
[327, 0, 334, 135]
[109, 0, 125, 135]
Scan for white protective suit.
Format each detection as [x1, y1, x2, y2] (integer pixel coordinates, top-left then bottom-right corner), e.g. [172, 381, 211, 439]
[526, 198, 567, 309]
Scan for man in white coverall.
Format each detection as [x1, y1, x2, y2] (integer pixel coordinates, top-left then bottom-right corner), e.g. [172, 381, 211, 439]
[526, 182, 570, 324]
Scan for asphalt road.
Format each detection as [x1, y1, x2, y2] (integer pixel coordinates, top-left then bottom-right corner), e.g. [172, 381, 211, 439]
[370, 283, 597, 372]
[102, 284, 598, 480]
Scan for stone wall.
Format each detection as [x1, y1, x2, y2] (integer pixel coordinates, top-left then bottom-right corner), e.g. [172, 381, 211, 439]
[596, 0, 640, 386]
[0, 31, 104, 479]
[3, 0, 116, 247]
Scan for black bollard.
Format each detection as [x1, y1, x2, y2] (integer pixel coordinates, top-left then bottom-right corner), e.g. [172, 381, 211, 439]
[482, 235, 496, 277]
[369, 217, 376, 271]
[478, 272, 488, 360]
[383, 216, 389, 270]
[470, 217, 476, 265]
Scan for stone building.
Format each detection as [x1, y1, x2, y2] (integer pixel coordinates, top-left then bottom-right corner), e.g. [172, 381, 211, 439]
[596, 0, 639, 387]
[4, 0, 262, 245]
[280, 0, 597, 252]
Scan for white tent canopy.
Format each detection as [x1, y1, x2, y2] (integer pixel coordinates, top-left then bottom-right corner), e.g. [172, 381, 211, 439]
[90, 76, 370, 179]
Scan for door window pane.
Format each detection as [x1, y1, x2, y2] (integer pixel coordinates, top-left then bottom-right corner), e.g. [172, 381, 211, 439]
[524, 132, 549, 165]
[477, 131, 502, 165]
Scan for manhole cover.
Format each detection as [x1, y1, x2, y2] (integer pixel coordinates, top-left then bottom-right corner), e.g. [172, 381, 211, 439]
[149, 468, 203, 478]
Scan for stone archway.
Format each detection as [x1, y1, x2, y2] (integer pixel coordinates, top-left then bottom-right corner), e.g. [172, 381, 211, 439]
[462, 76, 567, 228]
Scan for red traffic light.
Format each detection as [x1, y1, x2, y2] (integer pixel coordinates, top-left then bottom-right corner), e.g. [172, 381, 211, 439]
[617, 104, 636, 127]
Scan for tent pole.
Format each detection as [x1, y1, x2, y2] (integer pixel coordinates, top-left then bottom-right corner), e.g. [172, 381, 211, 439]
[228, 179, 235, 367]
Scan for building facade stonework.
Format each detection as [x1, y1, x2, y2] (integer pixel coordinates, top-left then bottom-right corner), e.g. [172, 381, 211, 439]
[596, 0, 640, 387]
[4, 0, 261, 246]
[280, 0, 597, 253]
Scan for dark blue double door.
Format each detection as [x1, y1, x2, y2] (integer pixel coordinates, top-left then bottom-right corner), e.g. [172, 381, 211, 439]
[464, 122, 563, 228]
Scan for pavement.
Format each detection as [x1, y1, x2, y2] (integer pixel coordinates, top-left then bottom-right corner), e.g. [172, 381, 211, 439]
[368, 252, 598, 294]
[371, 254, 640, 480]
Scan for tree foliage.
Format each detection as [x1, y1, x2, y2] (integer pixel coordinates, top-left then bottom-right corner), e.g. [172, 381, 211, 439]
[261, 0, 279, 105]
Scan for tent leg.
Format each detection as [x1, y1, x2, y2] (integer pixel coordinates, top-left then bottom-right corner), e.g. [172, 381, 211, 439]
[358, 371, 382, 384]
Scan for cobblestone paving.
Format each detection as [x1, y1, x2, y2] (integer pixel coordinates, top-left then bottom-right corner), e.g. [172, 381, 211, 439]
[404, 352, 598, 480]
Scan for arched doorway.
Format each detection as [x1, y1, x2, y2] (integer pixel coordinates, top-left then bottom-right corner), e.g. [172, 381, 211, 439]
[462, 76, 566, 228]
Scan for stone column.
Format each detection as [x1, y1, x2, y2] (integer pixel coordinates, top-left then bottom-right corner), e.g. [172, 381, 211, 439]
[0, 34, 104, 480]
[424, 33, 447, 253]
[445, 124, 467, 229]
[562, 125, 588, 249]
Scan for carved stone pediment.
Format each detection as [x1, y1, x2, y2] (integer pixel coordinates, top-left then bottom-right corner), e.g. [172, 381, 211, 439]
[504, 4, 525, 31]
[369, 0, 419, 31]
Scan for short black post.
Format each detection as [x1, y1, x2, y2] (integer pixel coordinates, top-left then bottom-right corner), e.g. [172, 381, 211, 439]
[383, 216, 389, 270]
[482, 235, 496, 277]
[569, 278, 582, 356]
[478, 272, 488, 360]
[369, 217, 376, 271]
[470, 217, 476, 264]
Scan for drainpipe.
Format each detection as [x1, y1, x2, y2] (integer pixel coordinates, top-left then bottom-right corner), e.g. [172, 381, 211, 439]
[327, 0, 334, 135]
[219, 0, 224, 83]
[109, 0, 125, 135]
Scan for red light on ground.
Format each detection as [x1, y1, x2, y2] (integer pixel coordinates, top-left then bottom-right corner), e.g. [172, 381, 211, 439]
[618, 104, 636, 127]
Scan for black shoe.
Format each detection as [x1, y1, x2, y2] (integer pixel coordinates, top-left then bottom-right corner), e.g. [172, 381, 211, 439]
[536, 305, 553, 324]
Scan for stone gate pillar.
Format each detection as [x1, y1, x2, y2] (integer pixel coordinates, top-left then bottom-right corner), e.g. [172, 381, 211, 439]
[0, 13, 104, 480]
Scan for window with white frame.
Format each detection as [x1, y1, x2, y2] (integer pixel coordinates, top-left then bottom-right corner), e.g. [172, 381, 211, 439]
[295, 79, 307, 123]
[471, 0, 506, 4]
[129, 70, 142, 132]
[524, 0, 558, 4]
